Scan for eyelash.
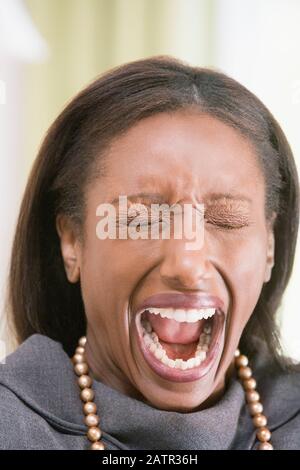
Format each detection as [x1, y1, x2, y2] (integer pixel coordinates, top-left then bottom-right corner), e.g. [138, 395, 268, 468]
[134, 219, 163, 227]
[119, 213, 250, 231]
[205, 220, 249, 230]
[118, 216, 163, 226]
[122, 219, 247, 231]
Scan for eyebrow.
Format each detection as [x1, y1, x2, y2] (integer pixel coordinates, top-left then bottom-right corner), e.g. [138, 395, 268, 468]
[110, 192, 252, 205]
[110, 193, 167, 205]
[204, 192, 252, 204]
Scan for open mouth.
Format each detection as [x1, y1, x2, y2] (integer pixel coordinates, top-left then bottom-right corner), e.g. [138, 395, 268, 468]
[135, 305, 226, 383]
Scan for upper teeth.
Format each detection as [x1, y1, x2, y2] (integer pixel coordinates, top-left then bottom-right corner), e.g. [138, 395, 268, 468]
[143, 307, 216, 323]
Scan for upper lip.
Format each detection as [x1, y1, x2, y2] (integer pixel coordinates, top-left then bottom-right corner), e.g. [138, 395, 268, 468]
[135, 292, 225, 316]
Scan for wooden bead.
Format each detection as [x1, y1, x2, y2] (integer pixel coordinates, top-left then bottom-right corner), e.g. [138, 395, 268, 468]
[235, 355, 249, 367]
[85, 413, 100, 427]
[238, 366, 252, 380]
[83, 401, 97, 415]
[78, 375, 92, 389]
[258, 441, 273, 450]
[73, 345, 273, 450]
[246, 390, 260, 403]
[80, 388, 95, 402]
[90, 441, 105, 450]
[78, 336, 87, 347]
[234, 349, 240, 357]
[253, 414, 267, 427]
[243, 378, 256, 391]
[248, 402, 263, 415]
[256, 427, 271, 442]
[73, 353, 85, 364]
[74, 362, 89, 376]
[87, 426, 102, 442]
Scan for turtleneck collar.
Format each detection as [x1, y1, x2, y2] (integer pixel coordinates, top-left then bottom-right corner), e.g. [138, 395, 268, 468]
[0, 333, 298, 450]
[92, 370, 244, 449]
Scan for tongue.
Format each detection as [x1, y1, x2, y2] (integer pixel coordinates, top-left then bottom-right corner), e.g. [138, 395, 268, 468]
[160, 339, 199, 361]
[145, 311, 204, 344]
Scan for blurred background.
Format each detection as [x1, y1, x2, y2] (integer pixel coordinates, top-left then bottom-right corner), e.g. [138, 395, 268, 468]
[0, 0, 299, 360]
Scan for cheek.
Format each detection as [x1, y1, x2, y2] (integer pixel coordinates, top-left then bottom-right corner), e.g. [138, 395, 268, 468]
[216, 230, 268, 325]
[83, 238, 154, 282]
[231, 235, 266, 282]
[79, 235, 155, 321]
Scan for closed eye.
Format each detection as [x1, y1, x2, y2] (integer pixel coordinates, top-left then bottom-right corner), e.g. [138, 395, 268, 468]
[208, 222, 249, 230]
[205, 216, 251, 230]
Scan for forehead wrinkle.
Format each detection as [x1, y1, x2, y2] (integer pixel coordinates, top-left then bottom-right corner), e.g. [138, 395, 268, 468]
[110, 170, 254, 208]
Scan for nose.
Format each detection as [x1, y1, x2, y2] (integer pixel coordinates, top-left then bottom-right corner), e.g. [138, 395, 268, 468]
[159, 237, 212, 291]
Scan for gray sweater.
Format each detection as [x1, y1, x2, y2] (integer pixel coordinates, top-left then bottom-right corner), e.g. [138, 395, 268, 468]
[0, 333, 299, 450]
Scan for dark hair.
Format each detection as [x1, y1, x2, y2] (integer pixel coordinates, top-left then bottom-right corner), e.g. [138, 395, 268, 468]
[7, 55, 299, 366]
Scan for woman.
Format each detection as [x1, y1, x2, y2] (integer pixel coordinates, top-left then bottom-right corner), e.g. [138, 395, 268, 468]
[0, 55, 299, 450]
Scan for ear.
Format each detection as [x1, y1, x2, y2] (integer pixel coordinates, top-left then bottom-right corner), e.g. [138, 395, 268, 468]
[263, 212, 276, 283]
[56, 214, 81, 283]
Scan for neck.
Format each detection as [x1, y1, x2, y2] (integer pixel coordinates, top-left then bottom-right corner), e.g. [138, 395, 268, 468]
[84, 331, 146, 402]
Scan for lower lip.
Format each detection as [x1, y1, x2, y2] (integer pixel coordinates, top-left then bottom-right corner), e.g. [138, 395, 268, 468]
[135, 311, 225, 383]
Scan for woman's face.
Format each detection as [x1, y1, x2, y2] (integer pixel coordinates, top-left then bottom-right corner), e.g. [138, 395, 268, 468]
[57, 110, 275, 411]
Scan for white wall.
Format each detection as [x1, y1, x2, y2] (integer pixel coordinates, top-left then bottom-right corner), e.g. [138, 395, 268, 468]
[214, 0, 300, 360]
[0, 0, 47, 356]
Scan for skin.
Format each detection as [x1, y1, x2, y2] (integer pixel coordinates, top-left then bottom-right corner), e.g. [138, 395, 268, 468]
[56, 110, 275, 412]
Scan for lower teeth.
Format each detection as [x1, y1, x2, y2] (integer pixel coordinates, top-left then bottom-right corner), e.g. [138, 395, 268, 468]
[140, 318, 212, 370]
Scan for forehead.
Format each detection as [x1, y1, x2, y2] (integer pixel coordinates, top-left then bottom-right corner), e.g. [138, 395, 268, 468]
[97, 111, 264, 204]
